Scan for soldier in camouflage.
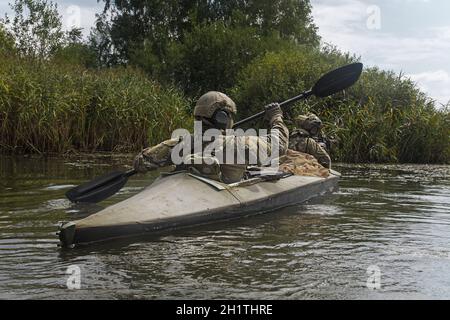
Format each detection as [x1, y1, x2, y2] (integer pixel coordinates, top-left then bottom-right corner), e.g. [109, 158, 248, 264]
[289, 113, 331, 169]
[133, 91, 289, 183]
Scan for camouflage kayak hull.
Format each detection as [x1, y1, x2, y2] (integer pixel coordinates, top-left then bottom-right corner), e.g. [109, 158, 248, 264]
[58, 171, 340, 247]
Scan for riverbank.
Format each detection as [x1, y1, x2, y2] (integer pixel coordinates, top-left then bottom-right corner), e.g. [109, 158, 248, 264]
[2, 152, 450, 168]
[1, 53, 448, 164]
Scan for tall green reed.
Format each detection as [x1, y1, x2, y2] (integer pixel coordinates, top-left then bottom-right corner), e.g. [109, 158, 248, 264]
[0, 54, 192, 154]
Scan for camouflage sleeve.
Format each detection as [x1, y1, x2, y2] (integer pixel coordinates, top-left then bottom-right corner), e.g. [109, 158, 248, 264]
[233, 115, 289, 167]
[304, 138, 331, 169]
[133, 138, 179, 173]
[268, 115, 289, 156]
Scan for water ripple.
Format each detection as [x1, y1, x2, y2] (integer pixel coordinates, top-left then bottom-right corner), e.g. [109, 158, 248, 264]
[1, 159, 450, 299]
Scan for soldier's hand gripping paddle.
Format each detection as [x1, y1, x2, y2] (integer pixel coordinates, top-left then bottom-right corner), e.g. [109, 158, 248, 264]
[66, 63, 363, 204]
[233, 62, 363, 128]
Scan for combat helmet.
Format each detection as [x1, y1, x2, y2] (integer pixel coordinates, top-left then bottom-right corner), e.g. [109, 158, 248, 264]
[295, 113, 323, 135]
[194, 91, 237, 118]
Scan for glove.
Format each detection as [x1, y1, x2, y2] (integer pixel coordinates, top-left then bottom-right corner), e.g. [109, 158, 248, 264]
[264, 103, 283, 123]
[133, 154, 159, 173]
[133, 154, 148, 173]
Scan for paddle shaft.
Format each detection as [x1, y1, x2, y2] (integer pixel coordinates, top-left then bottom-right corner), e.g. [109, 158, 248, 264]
[233, 90, 313, 128]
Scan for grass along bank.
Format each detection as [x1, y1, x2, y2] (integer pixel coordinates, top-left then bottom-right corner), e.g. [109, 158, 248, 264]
[0, 54, 192, 154]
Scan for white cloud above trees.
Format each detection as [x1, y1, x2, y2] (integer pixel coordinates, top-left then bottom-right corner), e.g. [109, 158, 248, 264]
[311, 0, 450, 106]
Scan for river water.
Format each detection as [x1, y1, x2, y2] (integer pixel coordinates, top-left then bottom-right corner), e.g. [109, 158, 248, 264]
[0, 155, 449, 299]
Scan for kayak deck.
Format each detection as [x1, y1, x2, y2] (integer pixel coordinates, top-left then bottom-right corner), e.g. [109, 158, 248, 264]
[59, 171, 340, 247]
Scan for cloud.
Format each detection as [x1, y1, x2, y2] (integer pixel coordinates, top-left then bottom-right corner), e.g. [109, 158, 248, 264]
[408, 70, 450, 106]
[311, 0, 450, 105]
[58, 3, 103, 37]
[0, 0, 102, 37]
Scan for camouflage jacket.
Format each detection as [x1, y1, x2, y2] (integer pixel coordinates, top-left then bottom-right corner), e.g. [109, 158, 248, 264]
[289, 128, 331, 169]
[134, 115, 289, 183]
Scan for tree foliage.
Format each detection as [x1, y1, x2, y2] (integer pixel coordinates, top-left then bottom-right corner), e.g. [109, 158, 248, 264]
[94, 0, 320, 64]
[1, 0, 65, 59]
[0, 23, 16, 55]
[159, 23, 298, 96]
[1, 0, 91, 61]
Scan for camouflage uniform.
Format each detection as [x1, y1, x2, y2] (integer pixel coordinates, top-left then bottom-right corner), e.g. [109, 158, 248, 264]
[289, 114, 331, 169]
[280, 149, 330, 178]
[134, 92, 289, 184]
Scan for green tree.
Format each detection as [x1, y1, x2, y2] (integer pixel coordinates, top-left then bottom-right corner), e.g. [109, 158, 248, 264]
[93, 0, 319, 65]
[0, 23, 16, 55]
[52, 27, 98, 68]
[88, 12, 120, 67]
[158, 23, 297, 96]
[2, 0, 65, 59]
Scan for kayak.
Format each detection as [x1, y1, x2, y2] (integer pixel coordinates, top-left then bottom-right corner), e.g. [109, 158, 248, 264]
[58, 170, 341, 247]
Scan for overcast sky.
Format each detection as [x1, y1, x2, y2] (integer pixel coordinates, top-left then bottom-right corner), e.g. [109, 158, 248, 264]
[311, 0, 450, 106]
[1, 0, 449, 106]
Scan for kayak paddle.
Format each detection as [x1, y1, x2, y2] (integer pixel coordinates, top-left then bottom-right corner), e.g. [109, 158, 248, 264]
[233, 62, 363, 128]
[66, 169, 137, 203]
[65, 62, 363, 203]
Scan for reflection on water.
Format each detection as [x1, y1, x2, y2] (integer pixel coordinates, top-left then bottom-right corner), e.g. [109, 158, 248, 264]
[0, 156, 449, 299]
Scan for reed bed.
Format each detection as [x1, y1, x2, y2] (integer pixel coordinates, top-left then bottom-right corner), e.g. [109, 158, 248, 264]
[0, 54, 192, 154]
[1, 48, 449, 164]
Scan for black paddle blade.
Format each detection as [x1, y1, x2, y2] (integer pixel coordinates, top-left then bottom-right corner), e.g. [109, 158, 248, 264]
[66, 170, 131, 203]
[312, 62, 363, 98]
